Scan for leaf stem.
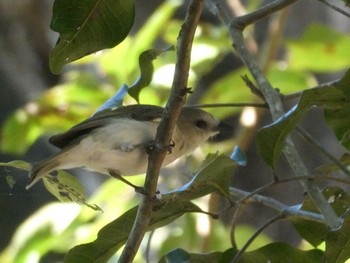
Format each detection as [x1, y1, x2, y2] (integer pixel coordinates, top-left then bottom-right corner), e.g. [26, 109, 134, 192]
[231, 213, 286, 263]
[295, 126, 350, 177]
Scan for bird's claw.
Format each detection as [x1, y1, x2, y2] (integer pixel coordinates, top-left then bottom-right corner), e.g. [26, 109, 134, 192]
[167, 140, 175, 154]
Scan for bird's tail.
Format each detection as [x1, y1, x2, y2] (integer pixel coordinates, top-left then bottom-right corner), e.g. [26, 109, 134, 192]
[26, 157, 60, 189]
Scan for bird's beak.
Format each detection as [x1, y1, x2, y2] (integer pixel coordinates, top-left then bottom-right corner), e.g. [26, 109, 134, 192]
[210, 121, 235, 142]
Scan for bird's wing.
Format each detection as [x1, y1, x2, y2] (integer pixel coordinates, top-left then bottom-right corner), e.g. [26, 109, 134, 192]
[49, 104, 164, 149]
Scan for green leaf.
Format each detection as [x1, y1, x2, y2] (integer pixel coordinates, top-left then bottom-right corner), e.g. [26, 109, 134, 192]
[0, 110, 45, 155]
[160, 248, 191, 263]
[239, 243, 324, 263]
[5, 175, 16, 188]
[201, 68, 254, 119]
[326, 215, 350, 263]
[43, 172, 102, 211]
[287, 24, 350, 72]
[0, 160, 30, 170]
[0, 160, 27, 188]
[267, 66, 317, 94]
[49, 0, 135, 74]
[128, 46, 174, 102]
[159, 248, 222, 263]
[99, 0, 180, 83]
[324, 69, 350, 149]
[292, 187, 350, 247]
[163, 154, 235, 201]
[257, 70, 349, 167]
[160, 243, 324, 263]
[64, 201, 202, 263]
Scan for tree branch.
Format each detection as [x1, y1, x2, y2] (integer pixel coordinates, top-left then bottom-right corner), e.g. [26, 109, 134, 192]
[234, 0, 298, 28]
[118, 1, 204, 262]
[317, 0, 350, 18]
[188, 102, 268, 109]
[207, 0, 341, 229]
[229, 186, 325, 223]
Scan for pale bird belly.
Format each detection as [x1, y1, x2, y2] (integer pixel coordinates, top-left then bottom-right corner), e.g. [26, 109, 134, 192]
[85, 148, 149, 175]
[57, 123, 195, 176]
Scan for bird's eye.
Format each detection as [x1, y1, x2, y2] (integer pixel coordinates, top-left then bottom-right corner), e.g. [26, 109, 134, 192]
[195, 119, 208, 129]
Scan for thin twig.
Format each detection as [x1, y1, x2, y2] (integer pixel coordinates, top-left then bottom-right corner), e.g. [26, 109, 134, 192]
[231, 213, 286, 263]
[118, 1, 204, 262]
[228, 185, 325, 262]
[229, 201, 246, 249]
[234, 0, 298, 29]
[241, 75, 265, 100]
[317, 0, 350, 18]
[145, 230, 155, 263]
[229, 186, 325, 223]
[208, 0, 341, 230]
[188, 102, 268, 109]
[295, 126, 350, 177]
[235, 173, 350, 206]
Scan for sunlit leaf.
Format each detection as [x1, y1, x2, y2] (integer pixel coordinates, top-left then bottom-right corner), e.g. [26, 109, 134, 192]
[325, 215, 350, 263]
[267, 66, 317, 94]
[0, 72, 117, 155]
[0, 203, 81, 263]
[201, 68, 254, 118]
[43, 171, 102, 211]
[99, 0, 180, 83]
[0, 110, 45, 154]
[287, 24, 350, 72]
[64, 201, 202, 263]
[163, 21, 231, 74]
[0, 160, 30, 170]
[49, 0, 135, 73]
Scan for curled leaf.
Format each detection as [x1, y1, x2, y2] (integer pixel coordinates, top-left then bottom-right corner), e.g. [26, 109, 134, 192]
[128, 46, 175, 102]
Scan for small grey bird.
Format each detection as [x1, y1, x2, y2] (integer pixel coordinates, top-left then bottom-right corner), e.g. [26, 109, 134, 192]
[26, 104, 221, 190]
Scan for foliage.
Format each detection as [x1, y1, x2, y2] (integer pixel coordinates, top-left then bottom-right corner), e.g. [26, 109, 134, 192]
[1, 0, 350, 263]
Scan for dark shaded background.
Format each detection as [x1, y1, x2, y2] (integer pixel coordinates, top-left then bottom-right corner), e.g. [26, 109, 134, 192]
[1, 0, 350, 260]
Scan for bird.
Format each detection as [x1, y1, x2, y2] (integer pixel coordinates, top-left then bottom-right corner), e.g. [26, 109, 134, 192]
[26, 104, 222, 191]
